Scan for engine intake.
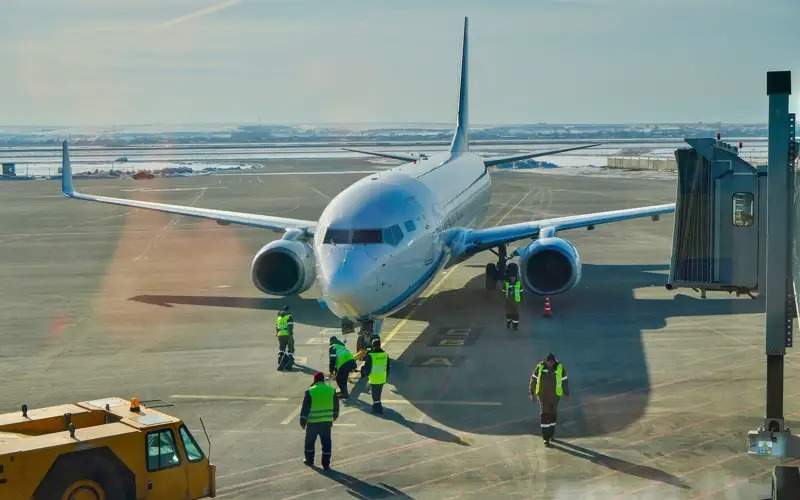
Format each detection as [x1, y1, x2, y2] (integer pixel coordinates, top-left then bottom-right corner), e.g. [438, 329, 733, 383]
[518, 237, 581, 295]
[251, 240, 316, 296]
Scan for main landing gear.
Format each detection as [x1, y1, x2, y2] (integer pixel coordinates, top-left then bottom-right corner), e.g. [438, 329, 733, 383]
[485, 245, 518, 290]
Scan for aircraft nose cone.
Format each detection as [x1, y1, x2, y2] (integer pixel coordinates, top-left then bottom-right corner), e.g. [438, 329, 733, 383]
[320, 248, 380, 318]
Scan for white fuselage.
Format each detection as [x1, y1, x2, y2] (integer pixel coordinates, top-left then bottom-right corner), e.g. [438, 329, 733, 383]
[314, 152, 491, 321]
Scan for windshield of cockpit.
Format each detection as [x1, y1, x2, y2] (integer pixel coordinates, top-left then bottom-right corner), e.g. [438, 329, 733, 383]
[323, 222, 415, 246]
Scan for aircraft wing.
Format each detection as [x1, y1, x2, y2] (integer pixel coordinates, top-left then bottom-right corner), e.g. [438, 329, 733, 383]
[453, 203, 675, 256]
[59, 142, 317, 235]
[482, 143, 601, 167]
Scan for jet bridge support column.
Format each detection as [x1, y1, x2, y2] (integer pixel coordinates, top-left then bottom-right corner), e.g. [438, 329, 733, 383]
[748, 73, 800, 495]
[764, 71, 793, 433]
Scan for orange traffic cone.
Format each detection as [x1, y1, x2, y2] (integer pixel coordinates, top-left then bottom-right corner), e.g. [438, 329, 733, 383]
[543, 296, 553, 318]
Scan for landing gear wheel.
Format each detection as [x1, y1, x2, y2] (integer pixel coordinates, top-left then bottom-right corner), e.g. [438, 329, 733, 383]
[485, 263, 498, 290]
[61, 479, 106, 500]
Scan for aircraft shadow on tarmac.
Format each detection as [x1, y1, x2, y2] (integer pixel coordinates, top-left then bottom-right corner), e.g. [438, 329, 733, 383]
[387, 263, 763, 438]
[128, 294, 339, 328]
[313, 468, 414, 499]
[549, 439, 690, 489]
[342, 384, 469, 446]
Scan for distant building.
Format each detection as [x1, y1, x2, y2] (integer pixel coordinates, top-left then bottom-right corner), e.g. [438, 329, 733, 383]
[2, 163, 16, 177]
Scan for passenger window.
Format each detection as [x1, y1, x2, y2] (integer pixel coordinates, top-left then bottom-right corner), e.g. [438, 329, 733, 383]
[404, 220, 416, 232]
[179, 425, 205, 463]
[146, 429, 181, 471]
[732, 192, 754, 227]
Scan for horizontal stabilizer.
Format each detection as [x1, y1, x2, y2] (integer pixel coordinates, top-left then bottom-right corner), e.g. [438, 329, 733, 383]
[343, 148, 418, 162]
[483, 143, 601, 167]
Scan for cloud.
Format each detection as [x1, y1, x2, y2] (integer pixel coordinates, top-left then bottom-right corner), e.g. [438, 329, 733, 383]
[153, 0, 241, 30]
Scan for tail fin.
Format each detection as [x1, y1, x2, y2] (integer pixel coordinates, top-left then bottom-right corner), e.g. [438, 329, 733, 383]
[449, 17, 469, 154]
[61, 140, 74, 196]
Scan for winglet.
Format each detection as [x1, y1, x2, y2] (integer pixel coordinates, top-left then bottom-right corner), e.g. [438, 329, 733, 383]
[61, 140, 74, 196]
[449, 17, 469, 154]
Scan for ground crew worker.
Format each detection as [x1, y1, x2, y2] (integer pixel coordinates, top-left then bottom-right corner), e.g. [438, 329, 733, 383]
[275, 306, 294, 371]
[363, 337, 390, 414]
[329, 337, 356, 398]
[503, 273, 522, 330]
[300, 372, 339, 470]
[529, 353, 569, 446]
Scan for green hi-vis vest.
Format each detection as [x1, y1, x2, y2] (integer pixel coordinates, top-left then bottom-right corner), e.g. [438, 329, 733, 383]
[504, 280, 522, 303]
[334, 344, 354, 370]
[307, 382, 335, 424]
[275, 313, 291, 337]
[534, 362, 564, 397]
[368, 351, 389, 385]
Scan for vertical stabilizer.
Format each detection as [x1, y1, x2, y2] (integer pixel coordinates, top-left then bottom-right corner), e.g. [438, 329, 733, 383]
[61, 141, 74, 196]
[449, 17, 469, 153]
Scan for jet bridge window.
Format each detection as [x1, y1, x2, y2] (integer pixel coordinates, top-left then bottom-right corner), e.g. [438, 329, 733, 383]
[732, 192, 754, 227]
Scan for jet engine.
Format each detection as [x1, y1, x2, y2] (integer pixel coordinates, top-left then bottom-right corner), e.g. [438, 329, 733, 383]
[251, 240, 316, 295]
[518, 237, 582, 295]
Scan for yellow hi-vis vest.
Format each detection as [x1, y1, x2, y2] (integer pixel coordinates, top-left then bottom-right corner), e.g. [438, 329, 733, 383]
[334, 344, 354, 370]
[275, 313, 291, 337]
[368, 351, 389, 385]
[307, 382, 335, 423]
[504, 280, 522, 303]
[534, 362, 564, 397]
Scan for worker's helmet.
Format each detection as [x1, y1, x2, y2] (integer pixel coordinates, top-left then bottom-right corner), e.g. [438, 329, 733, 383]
[371, 337, 381, 349]
[281, 305, 290, 312]
[546, 353, 557, 362]
[313, 372, 325, 383]
[329, 336, 340, 345]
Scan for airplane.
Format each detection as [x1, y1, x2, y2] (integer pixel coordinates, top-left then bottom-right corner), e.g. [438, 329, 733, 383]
[60, 17, 675, 343]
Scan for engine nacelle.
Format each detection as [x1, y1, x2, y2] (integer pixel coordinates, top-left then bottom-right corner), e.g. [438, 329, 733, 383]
[518, 237, 582, 295]
[251, 239, 316, 296]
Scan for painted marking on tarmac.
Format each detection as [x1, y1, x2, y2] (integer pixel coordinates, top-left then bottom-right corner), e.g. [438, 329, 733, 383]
[215, 170, 377, 176]
[120, 186, 227, 192]
[170, 394, 290, 402]
[280, 403, 303, 425]
[381, 399, 501, 406]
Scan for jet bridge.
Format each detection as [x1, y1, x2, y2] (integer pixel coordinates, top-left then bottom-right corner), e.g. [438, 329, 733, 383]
[667, 137, 766, 295]
[668, 71, 800, 499]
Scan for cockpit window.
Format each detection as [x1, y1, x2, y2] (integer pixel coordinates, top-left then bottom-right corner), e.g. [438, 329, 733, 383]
[383, 225, 403, 246]
[323, 228, 350, 244]
[323, 226, 403, 246]
[352, 230, 382, 244]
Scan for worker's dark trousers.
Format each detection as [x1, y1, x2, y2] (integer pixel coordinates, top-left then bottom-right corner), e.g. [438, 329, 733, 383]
[336, 360, 356, 397]
[277, 335, 289, 370]
[538, 397, 559, 441]
[304, 422, 332, 468]
[371, 384, 384, 413]
[505, 300, 519, 330]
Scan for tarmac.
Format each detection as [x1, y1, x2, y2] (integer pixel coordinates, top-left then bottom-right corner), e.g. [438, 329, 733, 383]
[0, 158, 797, 499]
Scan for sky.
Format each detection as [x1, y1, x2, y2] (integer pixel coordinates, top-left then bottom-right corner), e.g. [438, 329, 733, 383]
[1, 0, 798, 126]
